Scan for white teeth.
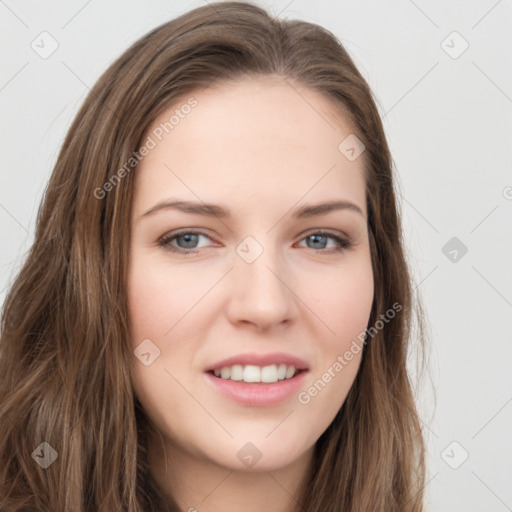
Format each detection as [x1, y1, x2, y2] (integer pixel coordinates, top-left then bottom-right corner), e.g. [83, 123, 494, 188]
[261, 364, 278, 383]
[230, 364, 243, 381]
[243, 365, 261, 383]
[212, 364, 298, 383]
[285, 365, 295, 379]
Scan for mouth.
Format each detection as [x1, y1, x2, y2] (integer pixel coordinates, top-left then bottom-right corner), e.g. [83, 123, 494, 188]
[207, 363, 306, 384]
[204, 353, 309, 406]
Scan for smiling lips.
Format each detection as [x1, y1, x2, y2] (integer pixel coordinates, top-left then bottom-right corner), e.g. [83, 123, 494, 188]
[212, 363, 298, 383]
[205, 351, 309, 381]
[204, 352, 309, 406]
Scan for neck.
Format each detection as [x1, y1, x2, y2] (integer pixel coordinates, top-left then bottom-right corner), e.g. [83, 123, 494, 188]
[148, 433, 313, 512]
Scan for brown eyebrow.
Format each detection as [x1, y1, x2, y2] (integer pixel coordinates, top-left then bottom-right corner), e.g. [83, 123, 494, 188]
[140, 199, 365, 220]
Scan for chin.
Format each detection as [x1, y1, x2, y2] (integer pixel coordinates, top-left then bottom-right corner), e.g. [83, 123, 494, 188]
[202, 435, 313, 473]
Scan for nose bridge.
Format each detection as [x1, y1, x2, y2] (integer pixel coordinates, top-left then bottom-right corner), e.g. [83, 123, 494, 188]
[227, 233, 296, 328]
[235, 234, 288, 296]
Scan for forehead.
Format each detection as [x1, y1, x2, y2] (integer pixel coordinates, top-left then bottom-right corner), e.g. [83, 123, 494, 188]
[133, 75, 366, 218]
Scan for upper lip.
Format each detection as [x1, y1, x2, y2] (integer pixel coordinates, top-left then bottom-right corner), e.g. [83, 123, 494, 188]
[205, 352, 309, 372]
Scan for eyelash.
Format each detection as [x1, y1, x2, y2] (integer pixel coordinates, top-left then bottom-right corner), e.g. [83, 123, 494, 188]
[157, 229, 354, 255]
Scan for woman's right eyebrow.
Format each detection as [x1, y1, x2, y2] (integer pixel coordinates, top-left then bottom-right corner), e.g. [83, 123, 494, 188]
[140, 199, 228, 219]
[139, 199, 365, 221]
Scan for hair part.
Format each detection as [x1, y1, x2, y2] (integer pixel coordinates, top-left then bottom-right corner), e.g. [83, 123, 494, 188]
[0, 2, 426, 510]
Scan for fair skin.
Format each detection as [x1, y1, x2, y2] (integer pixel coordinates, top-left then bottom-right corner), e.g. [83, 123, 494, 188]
[127, 75, 374, 512]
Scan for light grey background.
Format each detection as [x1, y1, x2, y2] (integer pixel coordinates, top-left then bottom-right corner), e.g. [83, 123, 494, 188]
[1, 1, 511, 510]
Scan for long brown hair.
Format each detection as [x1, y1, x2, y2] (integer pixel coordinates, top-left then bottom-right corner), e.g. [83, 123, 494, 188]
[0, 2, 426, 510]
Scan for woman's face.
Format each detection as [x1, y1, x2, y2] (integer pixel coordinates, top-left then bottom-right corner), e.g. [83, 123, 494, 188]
[128, 75, 374, 472]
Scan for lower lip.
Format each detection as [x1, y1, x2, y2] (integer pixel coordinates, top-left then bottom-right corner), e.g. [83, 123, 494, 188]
[204, 371, 308, 406]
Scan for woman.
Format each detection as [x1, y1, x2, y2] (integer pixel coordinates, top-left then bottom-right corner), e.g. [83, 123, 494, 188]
[0, 2, 426, 510]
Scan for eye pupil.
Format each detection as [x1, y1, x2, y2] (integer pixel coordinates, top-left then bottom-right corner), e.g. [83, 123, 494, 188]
[308, 234, 327, 249]
[178, 233, 199, 248]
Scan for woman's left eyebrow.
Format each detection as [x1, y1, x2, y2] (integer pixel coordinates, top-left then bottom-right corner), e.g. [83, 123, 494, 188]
[293, 200, 365, 219]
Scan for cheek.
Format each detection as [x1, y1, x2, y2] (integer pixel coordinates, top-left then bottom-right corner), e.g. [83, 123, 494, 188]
[294, 265, 372, 440]
[128, 262, 196, 442]
[127, 260, 207, 340]
[127, 260, 208, 417]
[307, 255, 374, 344]
[297, 254, 373, 414]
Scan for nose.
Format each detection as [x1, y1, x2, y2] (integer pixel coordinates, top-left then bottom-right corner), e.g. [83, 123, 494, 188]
[225, 242, 298, 331]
